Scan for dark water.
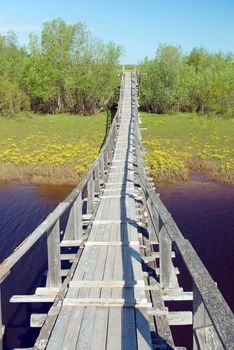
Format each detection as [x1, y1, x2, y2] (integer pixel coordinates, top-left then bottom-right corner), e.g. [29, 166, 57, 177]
[157, 173, 234, 312]
[0, 175, 233, 348]
[0, 183, 72, 349]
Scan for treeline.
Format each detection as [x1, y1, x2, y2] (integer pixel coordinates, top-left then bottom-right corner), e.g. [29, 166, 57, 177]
[139, 45, 234, 117]
[0, 18, 121, 116]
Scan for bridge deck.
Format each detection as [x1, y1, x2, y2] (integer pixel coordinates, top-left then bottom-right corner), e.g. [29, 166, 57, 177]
[46, 73, 152, 349]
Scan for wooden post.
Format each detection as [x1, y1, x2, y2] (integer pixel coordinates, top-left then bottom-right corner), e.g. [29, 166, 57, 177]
[0, 286, 3, 350]
[159, 226, 173, 289]
[99, 154, 105, 182]
[75, 193, 83, 239]
[47, 219, 61, 288]
[87, 173, 95, 214]
[64, 193, 83, 240]
[193, 283, 218, 350]
[104, 149, 109, 170]
[94, 164, 101, 193]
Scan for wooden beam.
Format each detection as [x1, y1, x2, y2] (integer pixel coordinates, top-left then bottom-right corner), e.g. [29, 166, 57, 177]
[60, 254, 76, 262]
[30, 314, 47, 328]
[60, 240, 82, 247]
[69, 280, 145, 288]
[168, 311, 192, 326]
[35, 288, 59, 296]
[92, 219, 136, 225]
[162, 290, 193, 301]
[85, 241, 139, 246]
[141, 252, 175, 263]
[10, 295, 55, 303]
[63, 298, 151, 308]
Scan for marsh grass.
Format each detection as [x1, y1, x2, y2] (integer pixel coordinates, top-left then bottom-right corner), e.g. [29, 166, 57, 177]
[0, 113, 107, 185]
[141, 112, 234, 184]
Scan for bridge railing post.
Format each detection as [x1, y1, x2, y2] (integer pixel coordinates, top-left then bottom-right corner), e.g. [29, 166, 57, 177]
[94, 164, 101, 194]
[87, 173, 95, 214]
[99, 153, 105, 183]
[63, 193, 83, 240]
[46, 219, 61, 288]
[159, 225, 174, 289]
[104, 149, 109, 170]
[192, 283, 224, 349]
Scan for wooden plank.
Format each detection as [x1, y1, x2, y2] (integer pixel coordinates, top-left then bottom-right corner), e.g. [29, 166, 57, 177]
[30, 314, 47, 328]
[168, 311, 192, 326]
[90, 243, 115, 349]
[162, 291, 193, 301]
[46, 219, 61, 288]
[85, 241, 139, 246]
[60, 254, 76, 261]
[69, 280, 145, 288]
[59, 244, 105, 348]
[93, 219, 137, 225]
[63, 298, 150, 307]
[10, 295, 55, 303]
[60, 239, 82, 247]
[76, 244, 109, 350]
[35, 288, 59, 296]
[141, 251, 175, 262]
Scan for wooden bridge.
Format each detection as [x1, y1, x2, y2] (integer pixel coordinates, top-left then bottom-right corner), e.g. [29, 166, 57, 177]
[0, 72, 233, 349]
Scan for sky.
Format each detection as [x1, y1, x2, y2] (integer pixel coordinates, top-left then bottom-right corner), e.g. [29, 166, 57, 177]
[0, 0, 234, 63]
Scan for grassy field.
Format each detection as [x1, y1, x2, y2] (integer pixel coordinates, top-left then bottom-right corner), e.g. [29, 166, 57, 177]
[0, 113, 107, 185]
[141, 112, 234, 185]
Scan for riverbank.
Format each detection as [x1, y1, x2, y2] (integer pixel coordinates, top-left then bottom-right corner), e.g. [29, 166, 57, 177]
[0, 113, 107, 185]
[141, 112, 234, 185]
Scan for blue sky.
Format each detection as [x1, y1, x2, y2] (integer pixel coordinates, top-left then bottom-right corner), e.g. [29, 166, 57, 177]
[0, 0, 233, 63]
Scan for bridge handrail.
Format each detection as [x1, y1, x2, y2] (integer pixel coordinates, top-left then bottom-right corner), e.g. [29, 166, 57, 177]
[131, 73, 234, 350]
[0, 75, 125, 284]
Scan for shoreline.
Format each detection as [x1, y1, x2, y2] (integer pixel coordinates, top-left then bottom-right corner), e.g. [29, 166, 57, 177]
[0, 162, 233, 188]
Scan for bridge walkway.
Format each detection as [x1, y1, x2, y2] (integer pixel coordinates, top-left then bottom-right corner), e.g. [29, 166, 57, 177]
[45, 72, 152, 349]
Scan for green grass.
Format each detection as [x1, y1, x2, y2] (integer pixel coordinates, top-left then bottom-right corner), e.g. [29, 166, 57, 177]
[141, 112, 234, 184]
[0, 112, 107, 184]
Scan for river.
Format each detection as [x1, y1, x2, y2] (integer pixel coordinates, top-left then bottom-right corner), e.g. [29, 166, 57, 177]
[0, 174, 233, 348]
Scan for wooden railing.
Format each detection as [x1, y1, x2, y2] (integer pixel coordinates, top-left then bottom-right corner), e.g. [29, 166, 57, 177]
[0, 75, 125, 350]
[131, 72, 234, 350]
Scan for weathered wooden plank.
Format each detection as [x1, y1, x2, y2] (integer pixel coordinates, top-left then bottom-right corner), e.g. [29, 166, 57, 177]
[85, 241, 139, 246]
[90, 243, 115, 349]
[63, 298, 150, 307]
[10, 295, 55, 303]
[35, 288, 59, 296]
[30, 314, 47, 328]
[69, 280, 145, 288]
[60, 240, 82, 247]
